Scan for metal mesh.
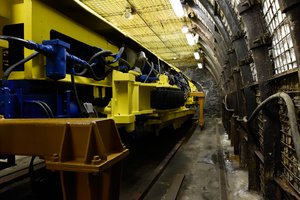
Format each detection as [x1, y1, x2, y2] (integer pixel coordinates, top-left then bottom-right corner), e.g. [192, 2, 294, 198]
[80, 0, 198, 67]
[256, 88, 265, 194]
[279, 93, 300, 194]
[262, 0, 297, 75]
[255, 89, 264, 152]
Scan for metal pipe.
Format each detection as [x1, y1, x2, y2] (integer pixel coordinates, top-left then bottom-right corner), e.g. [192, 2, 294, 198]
[223, 95, 234, 112]
[244, 92, 300, 161]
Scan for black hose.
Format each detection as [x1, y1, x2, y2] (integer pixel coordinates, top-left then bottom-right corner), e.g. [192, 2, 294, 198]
[0, 35, 30, 46]
[244, 92, 300, 161]
[3, 51, 40, 80]
[119, 58, 132, 70]
[70, 68, 89, 117]
[25, 100, 53, 192]
[75, 50, 114, 77]
[38, 101, 54, 118]
[89, 50, 112, 64]
[24, 100, 51, 118]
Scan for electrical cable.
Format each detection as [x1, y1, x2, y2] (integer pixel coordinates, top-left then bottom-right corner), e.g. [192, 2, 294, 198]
[146, 60, 159, 75]
[24, 100, 53, 193]
[38, 101, 54, 118]
[93, 107, 99, 118]
[73, 50, 109, 76]
[0, 35, 30, 46]
[70, 67, 87, 117]
[89, 50, 112, 64]
[144, 62, 154, 83]
[119, 58, 132, 70]
[24, 100, 51, 118]
[243, 92, 300, 161]
[75, 47, 124, 78]
[3, 51, 40, 80]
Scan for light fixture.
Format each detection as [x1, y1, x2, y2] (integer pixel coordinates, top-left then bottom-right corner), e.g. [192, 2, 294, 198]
[194, 52, 200, 60]
[186, 32, 195, 46]
[181, 25, 189, 33]
[124, 6, 133, 19]
[197, 63, 203, 69]
[169, 0, 184, 18]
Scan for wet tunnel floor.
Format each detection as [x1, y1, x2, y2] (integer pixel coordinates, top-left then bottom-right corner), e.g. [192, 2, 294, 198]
[0, 118, 264, 200]
[121, 118, 263, 200]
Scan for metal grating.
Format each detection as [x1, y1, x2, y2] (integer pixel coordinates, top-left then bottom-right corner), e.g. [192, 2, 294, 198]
[79, 0, 199, 68]
[256, 89, 264, 152]
[262, 0, 297, 75]
[259, 162, 265, 195]
[256, 88, 265, 194]
[279, 93, 300, 194]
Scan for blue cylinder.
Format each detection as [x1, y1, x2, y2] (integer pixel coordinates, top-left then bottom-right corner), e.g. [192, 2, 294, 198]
[42, 39, 70, 80]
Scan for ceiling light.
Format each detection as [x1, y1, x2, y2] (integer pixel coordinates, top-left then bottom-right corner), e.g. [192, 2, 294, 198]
[194, 33, 199, 44]
[169, 0, 184, 18]
[124, 7, 133, 19]
[181, 25, 189, 33]
[186, 33, 195, 46]
[197, 63, 203, 69]
[194, 52, 200, 60]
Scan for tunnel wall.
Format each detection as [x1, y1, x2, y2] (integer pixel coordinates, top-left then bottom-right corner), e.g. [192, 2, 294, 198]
[187, 0, 300, 199]
[183, 67, 221, 118]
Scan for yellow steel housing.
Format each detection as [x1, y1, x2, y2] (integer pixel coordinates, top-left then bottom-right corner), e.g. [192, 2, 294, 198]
[0, 0, 200, 131]
[0, 118, 129, 200]
[190, 92, 205, 128]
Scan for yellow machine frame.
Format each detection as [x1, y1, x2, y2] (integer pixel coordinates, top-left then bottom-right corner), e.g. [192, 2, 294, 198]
[0, 118, 129, 200]
[0, 0, 202, 132]
[0, 0, 205, 199]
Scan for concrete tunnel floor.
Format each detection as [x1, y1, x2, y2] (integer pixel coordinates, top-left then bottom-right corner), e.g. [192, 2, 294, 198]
[144, 118, 263, 200]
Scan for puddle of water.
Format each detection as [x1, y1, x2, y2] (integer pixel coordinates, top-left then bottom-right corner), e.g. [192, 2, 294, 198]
[220, 133, 263, 200]
[199, 153, 217, 165]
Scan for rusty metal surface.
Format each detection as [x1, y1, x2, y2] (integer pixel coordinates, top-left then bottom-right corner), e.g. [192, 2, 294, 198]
[0, 118, 129, 200]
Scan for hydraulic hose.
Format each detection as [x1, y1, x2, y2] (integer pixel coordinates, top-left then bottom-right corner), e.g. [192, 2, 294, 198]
[3, 51, 40, 80]
[243, 92, 300, 161]
[0, 35, 30, 47]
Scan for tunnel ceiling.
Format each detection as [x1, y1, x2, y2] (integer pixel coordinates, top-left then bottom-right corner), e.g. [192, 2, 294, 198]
[73, 0, 230, 74]
[40, 0, 245, 84]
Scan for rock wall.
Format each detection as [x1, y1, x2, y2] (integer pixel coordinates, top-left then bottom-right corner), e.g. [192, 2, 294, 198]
[183, 67, 221, 118]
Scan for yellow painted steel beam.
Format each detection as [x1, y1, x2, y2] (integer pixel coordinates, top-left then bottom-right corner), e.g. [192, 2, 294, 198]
[0, 118, 129, 200]
[190, 92, 205, 128]
[2, 0, 118, 83]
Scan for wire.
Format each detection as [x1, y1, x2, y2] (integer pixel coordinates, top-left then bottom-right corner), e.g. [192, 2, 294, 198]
[243, 92, 300, 161]
[144, 62, 154, 83]
[119, 58, 132, 70]
[70, 68, 88, 117]
[93, 107, 99, 118]
[24, 100, 51, 118]
[39, 101, 54, 118]
[3, 51, 40, 80]
[24, 100, 53, 191]
[0, 35, 30, 46]
[89, 50, 112, 64]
